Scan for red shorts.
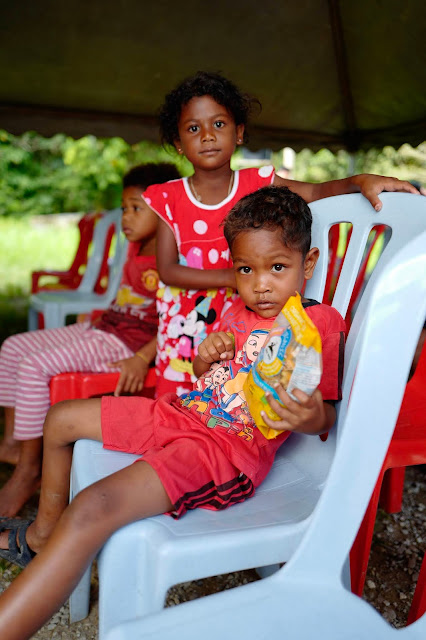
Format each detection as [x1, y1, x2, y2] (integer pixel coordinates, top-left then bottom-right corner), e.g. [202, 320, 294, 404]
[101, 394, 254, 518]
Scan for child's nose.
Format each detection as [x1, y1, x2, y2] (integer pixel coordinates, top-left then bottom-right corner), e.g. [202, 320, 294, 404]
[254, 277, 272, 293]
[201, 126, 215, 142]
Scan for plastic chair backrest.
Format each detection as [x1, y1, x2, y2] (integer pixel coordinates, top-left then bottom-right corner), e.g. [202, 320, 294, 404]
[104, 224, 426, 640]
[31, 211, 99, 293]
[28, 208, 127, 330]
[73, 208, 123, 294]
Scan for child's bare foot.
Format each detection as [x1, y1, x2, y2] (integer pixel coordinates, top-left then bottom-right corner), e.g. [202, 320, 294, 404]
[0, 440, 20, 466]
[0, 466, 41, 517]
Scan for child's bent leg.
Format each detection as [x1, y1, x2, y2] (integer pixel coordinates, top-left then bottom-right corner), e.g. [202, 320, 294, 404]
[0, 438, 42, 517]
[0, 398, 103, 552]
[0, 407, 19, 465]
[0, 460, 172, 640]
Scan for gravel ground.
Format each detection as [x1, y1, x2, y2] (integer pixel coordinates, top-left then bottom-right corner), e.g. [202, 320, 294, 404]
[0, 463, 424, 638]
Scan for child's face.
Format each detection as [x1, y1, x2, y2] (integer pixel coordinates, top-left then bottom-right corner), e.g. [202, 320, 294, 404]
[231, 228, 319, 319]
[174, 95, 244, 171]
[121, 186, 157, 243]
[212, 366, 229, 386]
[244, 333, 265, 362]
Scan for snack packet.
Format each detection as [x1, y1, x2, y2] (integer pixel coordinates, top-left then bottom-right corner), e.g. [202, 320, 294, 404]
[243, 292, 322, 439]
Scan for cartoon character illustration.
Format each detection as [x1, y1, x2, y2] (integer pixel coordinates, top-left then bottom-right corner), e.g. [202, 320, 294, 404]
[235, 326, 270, 370]
[169, 295, 218, 375]
[221, 324, 271, 413]
[181, 363, 231, 412]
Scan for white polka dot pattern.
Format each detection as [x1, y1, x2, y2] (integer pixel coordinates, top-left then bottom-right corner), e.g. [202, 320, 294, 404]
[193, 220, 208, 235]
[208, 248, 219, 264]
[258, 165, 273, 178]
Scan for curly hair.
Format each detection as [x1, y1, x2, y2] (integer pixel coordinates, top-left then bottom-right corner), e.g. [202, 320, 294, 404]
[159, 71, 260, 146]
[223, 186, 312, 257]
[123, 163, 180, 189]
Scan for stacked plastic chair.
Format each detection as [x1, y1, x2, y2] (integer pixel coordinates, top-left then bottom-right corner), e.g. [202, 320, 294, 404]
[67, 193, 426, 637]
[31, 211, 100, 294]
[28, 209, 127, 330]
[350, 336, 426, 601]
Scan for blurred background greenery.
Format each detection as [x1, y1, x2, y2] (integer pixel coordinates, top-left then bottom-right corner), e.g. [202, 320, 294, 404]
[0, 130, 424, 343]
[1, 130, 425, 218]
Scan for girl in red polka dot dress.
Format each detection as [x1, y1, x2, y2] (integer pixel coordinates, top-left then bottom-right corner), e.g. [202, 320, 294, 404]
[143, 71, 418, 397]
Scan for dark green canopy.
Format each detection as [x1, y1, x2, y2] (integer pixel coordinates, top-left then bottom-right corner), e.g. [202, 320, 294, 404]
[1, 0, 425, 151]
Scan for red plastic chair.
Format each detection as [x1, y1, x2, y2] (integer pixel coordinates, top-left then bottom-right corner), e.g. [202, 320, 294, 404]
[324, 223, 386, 333]
[32, 212, 100, 294]
[50, 367, 157, 404]
[408, 552, 426, 624]
[32, 211, 116, 328]
[350, 339, 426, 614]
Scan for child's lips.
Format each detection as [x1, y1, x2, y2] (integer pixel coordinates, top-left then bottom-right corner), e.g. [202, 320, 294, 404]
[200, 148, 220, 155]
[256, 300, 276, 311]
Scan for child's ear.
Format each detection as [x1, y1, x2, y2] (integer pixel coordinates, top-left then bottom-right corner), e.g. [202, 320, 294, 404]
[304, 247, 319, 280]
[174, 139, 184, 155]
[236, 124, 245, 146]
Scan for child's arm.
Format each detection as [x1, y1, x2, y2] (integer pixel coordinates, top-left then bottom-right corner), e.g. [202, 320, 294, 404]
[108, 336, 157, 397]
[274, 173, 420, 211]
[261, 384, 336, 436]
[157, 220, 236, 289]
[193, 332, 235, 378]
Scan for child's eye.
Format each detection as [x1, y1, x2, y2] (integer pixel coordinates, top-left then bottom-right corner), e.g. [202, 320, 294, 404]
[272, 264, 285, 272]
[214, 120, 225, 129]
[238, 266, 252, 274]
[188, 125, 199, 133]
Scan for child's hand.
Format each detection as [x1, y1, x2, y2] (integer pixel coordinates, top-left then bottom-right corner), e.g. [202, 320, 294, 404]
[261, 383, 333, 435]
[108, 355, 149, 396]
[197, 332, 235, 364]
[354, 174, 420, 212]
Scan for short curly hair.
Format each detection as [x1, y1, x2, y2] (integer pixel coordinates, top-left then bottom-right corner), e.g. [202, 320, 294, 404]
[223, 186, 312, 257]
[123, 163, 180, 189]
[159, 71, 259, 146]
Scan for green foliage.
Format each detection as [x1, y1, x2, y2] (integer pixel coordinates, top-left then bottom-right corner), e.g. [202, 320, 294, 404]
[292, 143, 426, 185]
[0, 131, 185, 216]
[1, 130, 425, 218]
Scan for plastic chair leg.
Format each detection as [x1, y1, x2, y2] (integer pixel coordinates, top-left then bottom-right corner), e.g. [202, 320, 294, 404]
[407, 552, 426, 624]
[350, 473, 383, 596]
[28, 307, 39, 331]
[379, 467, 405, 514]
[97, 524, 168, 638]
[69, 564, 92, 623]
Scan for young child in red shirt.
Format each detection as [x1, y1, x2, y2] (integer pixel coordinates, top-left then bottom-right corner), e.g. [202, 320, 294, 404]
[0, 162, 179, 518]
[0, 185, 346, 639]
[144, 70, 416, 398]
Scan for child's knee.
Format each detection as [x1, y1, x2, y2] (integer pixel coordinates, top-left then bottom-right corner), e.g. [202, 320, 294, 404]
[66, 483, 120, 531]
[44, 400, 80, 444]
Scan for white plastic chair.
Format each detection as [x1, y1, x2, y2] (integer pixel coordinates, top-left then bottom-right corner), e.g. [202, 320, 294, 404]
[104, 226, 426, 640]
[68, 193, 426, 636]
[28, 208, 128, 330]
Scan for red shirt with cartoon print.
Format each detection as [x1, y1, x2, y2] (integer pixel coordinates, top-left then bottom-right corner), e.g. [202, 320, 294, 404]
[95, 242, 159, 352]
[143, 166, 276, 395]
[174, 296, 346, 486]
